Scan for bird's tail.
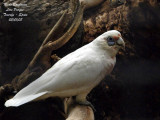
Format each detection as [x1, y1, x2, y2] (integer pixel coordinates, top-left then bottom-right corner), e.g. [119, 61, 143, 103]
[5, 91, 47, 107]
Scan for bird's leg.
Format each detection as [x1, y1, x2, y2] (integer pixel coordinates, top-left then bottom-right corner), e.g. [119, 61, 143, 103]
[76, 93, 96, 111]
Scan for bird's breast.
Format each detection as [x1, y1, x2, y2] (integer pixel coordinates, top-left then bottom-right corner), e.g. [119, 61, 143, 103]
[96, 54, 116, 83]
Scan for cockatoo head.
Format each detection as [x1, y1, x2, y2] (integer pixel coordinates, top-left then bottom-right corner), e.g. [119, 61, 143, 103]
[93, 30, 125, 57]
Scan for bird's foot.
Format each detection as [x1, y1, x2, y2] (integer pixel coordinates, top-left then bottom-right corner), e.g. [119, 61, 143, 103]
[77, 101, 96, 112]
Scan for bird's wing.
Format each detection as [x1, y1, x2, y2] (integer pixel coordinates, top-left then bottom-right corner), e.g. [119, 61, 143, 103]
[5, 44, 103, 107]
[38, 46, 104, 93]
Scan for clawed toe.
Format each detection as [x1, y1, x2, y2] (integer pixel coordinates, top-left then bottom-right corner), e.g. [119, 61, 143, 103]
[77, 101, 96, 112]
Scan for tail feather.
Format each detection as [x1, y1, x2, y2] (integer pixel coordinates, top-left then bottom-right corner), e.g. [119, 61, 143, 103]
[5, 91, 48, 107]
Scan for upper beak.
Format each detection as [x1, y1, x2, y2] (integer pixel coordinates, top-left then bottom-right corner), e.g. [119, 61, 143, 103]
[116, 37, 125, 50]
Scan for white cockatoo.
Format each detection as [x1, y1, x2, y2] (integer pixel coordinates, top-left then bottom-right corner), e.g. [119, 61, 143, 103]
[5, 30, 125, 107]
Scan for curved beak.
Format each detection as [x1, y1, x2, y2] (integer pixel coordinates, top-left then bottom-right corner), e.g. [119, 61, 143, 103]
[116, 37, 125, 50]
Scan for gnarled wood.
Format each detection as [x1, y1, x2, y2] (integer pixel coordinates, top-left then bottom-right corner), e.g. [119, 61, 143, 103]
[48, 3, 85, 50]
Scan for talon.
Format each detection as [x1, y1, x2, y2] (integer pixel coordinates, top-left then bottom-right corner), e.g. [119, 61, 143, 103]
[77, 101, 96, 112]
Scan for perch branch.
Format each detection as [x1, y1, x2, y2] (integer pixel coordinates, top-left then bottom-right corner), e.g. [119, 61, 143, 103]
[67, 105, 94, 120]
[64, 98, 94, 120]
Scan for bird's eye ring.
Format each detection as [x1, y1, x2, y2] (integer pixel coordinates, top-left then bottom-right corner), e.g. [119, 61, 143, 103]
[107, 36, 115, 46]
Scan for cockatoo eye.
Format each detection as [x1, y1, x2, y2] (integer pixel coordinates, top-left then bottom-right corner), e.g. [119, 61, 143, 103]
[107, 36, 115, 46]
